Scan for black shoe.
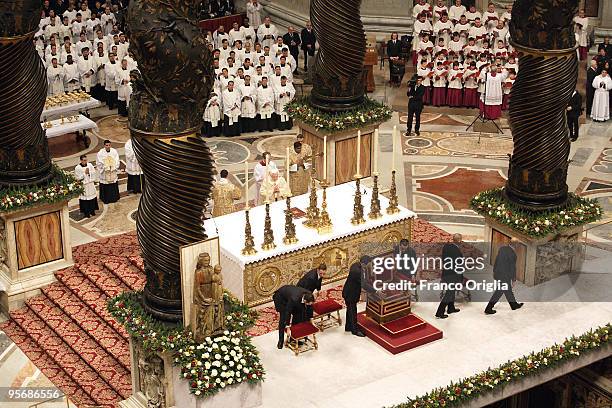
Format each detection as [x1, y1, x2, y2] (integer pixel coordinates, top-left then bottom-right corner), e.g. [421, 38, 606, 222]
[447, 308, 460, 314]
[352, 330, 366, 337]
[415, 131, 420, 136]
[510, 302, 524, 310]
[277, 340, 283, 349]
[485, 308, 496, 315]
[570, 137, 577, 142]
[407, 131, 412, 136]
[435, 314, 448, 319]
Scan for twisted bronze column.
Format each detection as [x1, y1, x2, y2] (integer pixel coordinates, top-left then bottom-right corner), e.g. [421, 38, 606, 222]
[505, 0, 579, 210]
[310, 0, 366, 111]
[127, 0, 216, 322]
[0, 0, 53, 187]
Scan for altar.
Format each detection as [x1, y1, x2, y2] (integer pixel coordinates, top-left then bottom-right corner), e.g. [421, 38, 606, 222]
[204, 182, 415, 306]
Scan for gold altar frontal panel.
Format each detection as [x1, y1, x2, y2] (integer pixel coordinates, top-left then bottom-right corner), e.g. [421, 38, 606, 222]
[242, 218, 412, 307]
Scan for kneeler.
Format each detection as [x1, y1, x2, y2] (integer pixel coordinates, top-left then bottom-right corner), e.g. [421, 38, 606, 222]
[311, 299, 342, 331]
[285, 321, 319, 356]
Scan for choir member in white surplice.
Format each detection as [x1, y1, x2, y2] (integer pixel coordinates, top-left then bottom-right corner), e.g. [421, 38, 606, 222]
[591, 70, 612, 122]
[573, 10, 589, 61]
[124, 139, 143, 194]
[222, 81, 241, 136]
[47, 58, 65, 95]
[246, 0, 262, 28]
[254, 152, 278, 205]
[256, 77, 275, 132]
[239, 75, 258, 133]
[104, 53, 119, 109]
[274, 76, 295, 130]
[479, 66, 508, 120]
[115, 59, 131, 116]
[63, 55, 81, 91]
[257, 17, 278, 49]
[448, 0, 466, 24]
[77, 47, 96, 93]
[203, 93, 222, 137]
[96, 140, 120, 204]
[74, 155, 99, 218]
[93, 45, 108, 101]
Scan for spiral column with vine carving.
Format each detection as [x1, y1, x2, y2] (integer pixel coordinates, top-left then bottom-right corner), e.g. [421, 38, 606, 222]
[504, 0, 579, 210]
[0, 0, 53, 187]
[310, 0, 366, 112]
[127, 0, 216, 322]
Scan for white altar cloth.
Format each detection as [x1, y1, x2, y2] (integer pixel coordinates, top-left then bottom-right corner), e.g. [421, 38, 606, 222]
[41, 97, 102, 120]
[41, 114, 98, 138]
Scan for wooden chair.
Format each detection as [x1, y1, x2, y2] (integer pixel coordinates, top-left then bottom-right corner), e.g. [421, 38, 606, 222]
[311, 299, 342, 331]
[285, 321, 319, 356]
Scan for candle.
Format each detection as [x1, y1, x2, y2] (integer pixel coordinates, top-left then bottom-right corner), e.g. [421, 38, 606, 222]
[323, 136, 327, 181]
[245, 160, 249, 208]
[356, 130, 361, 177]
[286, 146, 290, 182]
[392, 125, 396, 171]
[373, 129, 379, 174]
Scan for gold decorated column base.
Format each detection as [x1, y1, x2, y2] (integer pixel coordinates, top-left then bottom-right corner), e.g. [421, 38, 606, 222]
[261, 202, 276, 251]
[351, 176, 366, 225]
[368, 173, 382, 220]
[283, 196, 298, 245]
[317, 180, 333, 234]
[387, 170, 400, 215]
[241, 208, 257, 255]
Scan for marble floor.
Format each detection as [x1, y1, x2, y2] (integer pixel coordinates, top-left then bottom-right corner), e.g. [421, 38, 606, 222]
[1, 63, 611, 406]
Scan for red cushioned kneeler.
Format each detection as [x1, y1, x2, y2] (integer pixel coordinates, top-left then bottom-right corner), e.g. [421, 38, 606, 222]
[312, 299, 342, 331]
[285, 321, 319, 356]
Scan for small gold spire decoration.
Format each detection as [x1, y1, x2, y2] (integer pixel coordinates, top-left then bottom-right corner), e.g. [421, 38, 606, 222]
[351, 177, 365, 225]
[317, 180, 333, 234]
[241, 208, 257, 255]
[368, 173, 382, 219]
[283, 196, 298, 244]
[261, 202, 276, 251]
[387, 170, 400, 214]
[303, 176, 320, 228]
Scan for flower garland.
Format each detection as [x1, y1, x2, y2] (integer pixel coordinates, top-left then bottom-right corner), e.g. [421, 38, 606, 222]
[108, 291, 265, 397]
[286, 97, 392, 132]
[470, 188, 603, 238]
[0, 165, 83, 213]
[391, 324, 610, 408]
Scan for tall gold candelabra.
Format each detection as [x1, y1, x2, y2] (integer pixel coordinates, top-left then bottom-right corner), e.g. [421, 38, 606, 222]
[303, 176, 320, 228]
[283, 196, 298, 244]
[241, 208, 257, 255]
[317, 180, 333, 234]
[351, 177, 365, 225]
[368, 173, 382, 219]
[261, 202, 276, 250]
[387, 170, 400, 214]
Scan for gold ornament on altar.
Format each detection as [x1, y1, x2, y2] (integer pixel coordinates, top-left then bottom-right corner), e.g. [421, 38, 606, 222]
[303, 176, 320, 228]
[283, 196, 298, 244]
[60, 115, 65, 124]
[261, 202, 276, 251]
[387, 170, 400, 214]
[317, 180, 333, 234]
[351, 177, 365, 225]
[369, 173, 382, 219]
[241, 209, 257, 255]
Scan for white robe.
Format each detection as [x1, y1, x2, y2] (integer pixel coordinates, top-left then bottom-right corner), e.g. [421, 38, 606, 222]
[573, 16, 589, 47]
[591, 75, 612, 121]
[246, 2, 262, 27]
[74, 163, 98, 200]
[222, 89, 241, 124]
[63, 62, 80, 91]
[239, 83, 257, 118]
[116, 67, 131, 102]
[204, 95, 222, 127]
[254, 161, 278, 205]
[100, 13, 115, 35]
[274, 83, 295, 122]
[96, 147, 120, 184]
[77, 56, 96, 92]
[104, 61, 118, 91]
[257, 24, 278, 48]
[76, 39, 92, 56]
[47, 65, 65, 95]
[479, 71, 508, 106]
[242, 26, 257, 46]
[448, 5, 466, 22]
[124, 139, 142, 175]
[94, 53, 108, 86]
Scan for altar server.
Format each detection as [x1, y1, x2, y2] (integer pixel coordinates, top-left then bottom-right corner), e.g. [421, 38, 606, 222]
[63, 55, 80, 91]
[96, 140, 120, 204]
[93, 45, 108, 101]
[74, 155, 99, 218]
[447, 62, 463, 107]
[239, 75, 257, 133]
[116, 59, 131, 116]
[204, 92, 223, 136]
[272, 285, 315, 349]
[212, 169, 242, 217]
[254, 151, 277, 205]
[100, 6, 115, 35]
[463, 61, 480, 108]
[433, 13, 453, 46]
[274, 76, 295, 130]
[257, 77, 276, 132]
[288, 142, 311, 195]
[77, 47, 96, 93]
[432, 62, 448, 107]
[342, 257, 368, 337]
[257, 16, 278, 49]
[47, 58, 65, 95]
[124, 138, 143, 194]
[592, 69, 612, 122]
[76, 32, 92, 56]
[222, 81, 241, 136]
[260, 168, 291, 202]
[104, 53, 119, 109]
[574, 9, 589, 61]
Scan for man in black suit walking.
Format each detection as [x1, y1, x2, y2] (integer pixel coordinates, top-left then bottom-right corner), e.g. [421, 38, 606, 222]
[300, 20, 316, 72]
[297, 263, 326, 318]
[485, 239, 524, 314]
[567, 89, 582, 141]
[273, 285, 315, 349]
[342, 256, 370, 337]
[587, 60, 599, 116]
[407, 76, 426, 136]
[435, 234, 463, 319]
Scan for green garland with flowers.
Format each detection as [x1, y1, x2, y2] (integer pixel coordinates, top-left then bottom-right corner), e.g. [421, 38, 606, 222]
[108, 291, 264, 397]
[389, 324, 610, 408]
[470, 188, 603, 238]
[0, 165, 83, 213]
[286, 97, 392, 132]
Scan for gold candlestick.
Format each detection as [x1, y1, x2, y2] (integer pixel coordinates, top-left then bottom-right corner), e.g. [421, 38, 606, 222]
[261, 202, 276, 250]
[317, 180, 333, 234]
[387, 170, 400, 214]
[303, 177, 320, 228]
[368, 173, 382, 219]
[351, 177, 365, 225]
[241, 209, 257, 255]
[283, 196, 298, 244]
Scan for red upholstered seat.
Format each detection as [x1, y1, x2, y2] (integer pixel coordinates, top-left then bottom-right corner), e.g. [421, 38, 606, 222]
[312, 299, 342, 315]
[290, 322, 319, 338]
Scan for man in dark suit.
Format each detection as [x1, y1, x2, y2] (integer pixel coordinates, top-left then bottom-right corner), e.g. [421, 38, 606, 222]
[273, 285, 315, 349]
[297, 263, 326, 318]
[485, 239, 524, 314]
[300, 20, 316, 71]
[283, 26, 301, 75]
[567, 90, 582, 142]
[342, 256, 369, 337]
[435, 234, 463, 319]
[394, 238, 418, 277]
[587, 60, 599, 116]
[387, 32, 403, 86]
[407, 76, 426, 136]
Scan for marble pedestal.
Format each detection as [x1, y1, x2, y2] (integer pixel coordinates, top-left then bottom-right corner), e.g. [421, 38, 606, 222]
[297, 121, 382, 185]
[120, 339, 263, 408]
[483, 216, 584, 286]
[0, 200, 72, 314]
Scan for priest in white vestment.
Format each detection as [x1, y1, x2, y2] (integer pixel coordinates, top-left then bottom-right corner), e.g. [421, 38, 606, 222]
[63, 55, 81, 91]
[257, 77, 275, 132]
[274, 76, 295, 130]
[104, 53, 119, 109]
[260, 168, 291, 203]
[222, 81, 241, 136]
[77, 47, 96, 93]
[47, 58, 65, 95]
[74, 155, 99, 218]
[246, 0, 262, 28]
[124, 139, 143, 194]
[257, 17, 278, 49]
[573, 10, 589, 61]
[204, 93, 222, 137]
[254, 152, 278, 205]
[96, 140, 120, 204]
[115, 59, 131, 116]
[479, 66, 508, 120]
[239, 76, 257, 133]
[591, 70, 612, 122]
